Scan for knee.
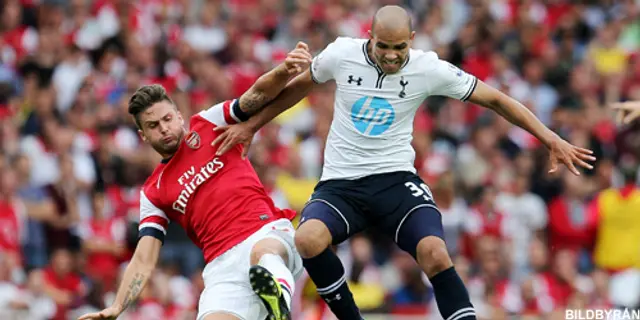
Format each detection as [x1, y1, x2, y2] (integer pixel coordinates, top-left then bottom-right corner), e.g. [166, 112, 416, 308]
[294, 220, 332, 259]
[416, 236, 453, 277]
[250, 238, 287, 266]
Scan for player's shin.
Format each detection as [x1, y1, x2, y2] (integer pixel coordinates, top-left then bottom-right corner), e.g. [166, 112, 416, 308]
[303, 248, 364, 320]
[417, 237, 476, 320]
[429, 267, 476, 320]
[297, 206, 363, 319]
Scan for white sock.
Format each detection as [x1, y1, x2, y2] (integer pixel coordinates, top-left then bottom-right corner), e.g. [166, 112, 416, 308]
[258, 254, 294, 309]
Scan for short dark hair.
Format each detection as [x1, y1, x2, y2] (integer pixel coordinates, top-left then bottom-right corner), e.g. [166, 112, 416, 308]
[128, 84, 174, 128]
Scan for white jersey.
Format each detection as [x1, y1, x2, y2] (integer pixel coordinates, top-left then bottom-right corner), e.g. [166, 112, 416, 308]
[311, 37, 478, 181]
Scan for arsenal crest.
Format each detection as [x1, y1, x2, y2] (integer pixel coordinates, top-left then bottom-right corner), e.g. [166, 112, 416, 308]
[185, 131, 201, 149]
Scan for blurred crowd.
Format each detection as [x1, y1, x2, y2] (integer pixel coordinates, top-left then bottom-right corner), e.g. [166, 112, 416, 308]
[1, 0, 640, 319]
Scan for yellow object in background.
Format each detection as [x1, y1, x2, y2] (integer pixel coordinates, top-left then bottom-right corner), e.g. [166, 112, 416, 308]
[593, 188, 640, 270]
[274, 97, 311, 124]
[590, 47, 628, 75]
[276, 172, 317, 213]
[302, 280, 386, 311]
[350, 282, 386, 311]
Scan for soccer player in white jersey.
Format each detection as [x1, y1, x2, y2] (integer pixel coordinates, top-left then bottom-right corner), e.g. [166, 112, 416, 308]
[213, 6, 596, 320]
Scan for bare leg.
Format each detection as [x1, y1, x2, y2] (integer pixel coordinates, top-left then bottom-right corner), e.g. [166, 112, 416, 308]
[203, 312, 243, 320]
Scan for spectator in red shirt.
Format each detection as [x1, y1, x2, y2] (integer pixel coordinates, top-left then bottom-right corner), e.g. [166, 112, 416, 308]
[463, 184, 510, 260]
[466, 236, 518, 318]
[259, 122, 290, 167]
[79, 190, 127, 293]
[42, 248, 86, 320]
[547, 249, 593, 310]
[462, 27, 495, 82]
[547, 171, 598, 271]
[226, 33, 263, 98]
[521, 237, 555, 316]
[0, 164, 23, 273]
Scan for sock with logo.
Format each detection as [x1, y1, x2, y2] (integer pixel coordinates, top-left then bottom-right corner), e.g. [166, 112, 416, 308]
[430, 266, 476, 320]
[257, 254, 294, 309]
[303, 248, 363, 320]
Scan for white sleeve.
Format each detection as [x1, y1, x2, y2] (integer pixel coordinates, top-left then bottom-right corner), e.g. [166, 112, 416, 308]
[72, 151, 96, 184]
[527, 195, 548, 230]
[198, 99, 244, 126]
[77, 221, 93, 240]
[139, 191, 169, 236]
[310, 38, 343, 84]
[110, 218, 127, 243]
[0, 284, 18, 308]
[463, 210, 482, 235]
[113, 127, 140, 152]
[427, 57, 478, 101]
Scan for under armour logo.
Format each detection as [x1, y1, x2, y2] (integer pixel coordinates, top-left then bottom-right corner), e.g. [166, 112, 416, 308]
[324, 294, 342, 303]
[399, 76, 408, 98]
[348, 75, 362, 86]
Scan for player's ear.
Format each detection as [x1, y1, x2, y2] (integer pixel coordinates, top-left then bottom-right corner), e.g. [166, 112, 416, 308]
[410, 31, 416, 41]
[177, 111, 184, 126]
[368, 30, 373, 39]
[138, 129, 148, 142]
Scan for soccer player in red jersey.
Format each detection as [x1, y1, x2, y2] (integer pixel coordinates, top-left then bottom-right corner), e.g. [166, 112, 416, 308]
[78, 43, 313, 320]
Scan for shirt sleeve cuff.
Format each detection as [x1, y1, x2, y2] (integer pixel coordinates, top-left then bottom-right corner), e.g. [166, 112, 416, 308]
[232, 99, 250, 122]
[139, 227, 165, 245]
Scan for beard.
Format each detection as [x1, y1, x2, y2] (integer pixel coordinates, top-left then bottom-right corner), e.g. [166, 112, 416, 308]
[150, 131, 183, 156]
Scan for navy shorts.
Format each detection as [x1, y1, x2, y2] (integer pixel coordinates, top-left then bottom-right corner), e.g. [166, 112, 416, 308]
[300, 171, 444, 258]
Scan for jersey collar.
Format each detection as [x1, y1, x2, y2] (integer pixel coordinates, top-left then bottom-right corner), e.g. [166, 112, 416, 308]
[363, 40, 383, 73]
[362, 40, 411, 73]
[400, 52, 411, 69]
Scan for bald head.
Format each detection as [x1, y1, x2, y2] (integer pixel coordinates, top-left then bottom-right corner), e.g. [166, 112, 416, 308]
[371, 5, 412, 36]
[368, 6, 414, 74]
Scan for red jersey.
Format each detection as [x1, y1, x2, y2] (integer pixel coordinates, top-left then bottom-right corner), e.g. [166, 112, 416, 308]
[83, 217, 127, 290]
[43, 267, 83, 320]
[138, 99, 295, 263]
[0, 199, 21, 256]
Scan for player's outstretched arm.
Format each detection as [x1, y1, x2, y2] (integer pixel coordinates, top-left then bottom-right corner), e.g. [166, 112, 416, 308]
[77, 236, 162, 320]
[468, 80, 596, 176]
[213, 68, 316, 157]
[244, 69, 316, 131]
[236, 42, 312, 117]
[610, 101, 640, 124]
[213, 37, 342, 157]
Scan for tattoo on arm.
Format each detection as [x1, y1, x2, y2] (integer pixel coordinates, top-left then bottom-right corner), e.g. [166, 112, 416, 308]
[122, 273, 145, 309]
[239, 90, 270, 116]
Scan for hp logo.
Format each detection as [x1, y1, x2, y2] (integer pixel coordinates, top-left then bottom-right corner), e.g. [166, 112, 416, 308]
[351, 96, 395, 136]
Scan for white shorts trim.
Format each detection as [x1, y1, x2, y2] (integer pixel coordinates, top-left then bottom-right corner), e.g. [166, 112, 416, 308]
[395, 204, 441, 243]
[305, 199, 350, 234]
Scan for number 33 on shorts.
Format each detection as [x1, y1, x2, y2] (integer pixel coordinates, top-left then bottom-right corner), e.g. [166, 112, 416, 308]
[405, 181, 433, 202]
